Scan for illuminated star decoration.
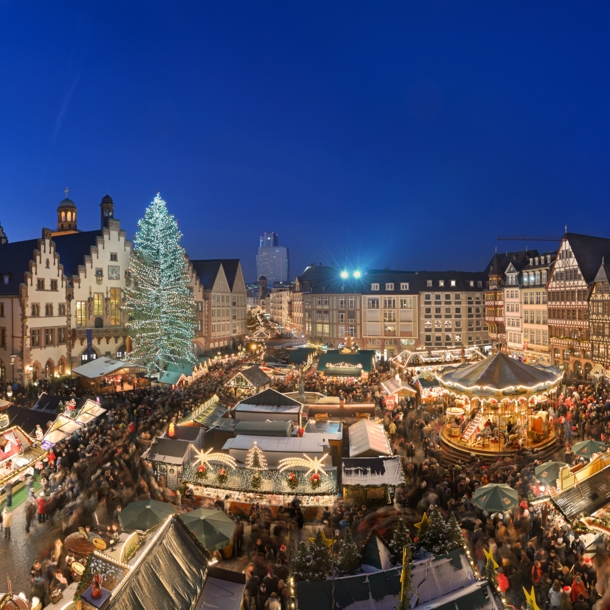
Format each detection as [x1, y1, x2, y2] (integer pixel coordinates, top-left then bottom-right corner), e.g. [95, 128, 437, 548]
[278, 453, 330, 477]
[523, 586, 540, 610]
[195, 448, 237, 470]
[309, 529, 333, 548]
[414, 512, 429, 531]
[483, 547, 499, 569]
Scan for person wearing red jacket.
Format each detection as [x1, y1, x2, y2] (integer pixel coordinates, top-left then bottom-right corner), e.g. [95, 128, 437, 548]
[37, 494, 47, 524]
[498, 568, 509, 594]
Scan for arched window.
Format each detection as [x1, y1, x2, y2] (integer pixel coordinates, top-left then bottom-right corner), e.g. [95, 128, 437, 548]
[58, 359, 65, 376]
[45, 360, 54, 379]
[61, 212, 66, 222]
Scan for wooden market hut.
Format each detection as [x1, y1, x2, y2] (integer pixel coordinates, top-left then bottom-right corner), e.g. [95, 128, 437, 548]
[226, 365, 272, 396]
[142, 437, 197, 490]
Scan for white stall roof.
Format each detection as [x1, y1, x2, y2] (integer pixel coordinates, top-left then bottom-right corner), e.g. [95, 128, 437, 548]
[381, 377, 417, 396]
[72, 358, 142, 379]
[76, 399, 107, 424]
[348, 419, 392, 457]
[222, 435, 328, 454]
[233, 403, 301, 415]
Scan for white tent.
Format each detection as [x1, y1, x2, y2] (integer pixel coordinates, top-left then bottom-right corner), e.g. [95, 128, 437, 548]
[348, 419, 393, 457]
[72, 358, 143, 379]
[42, 415, 83, 446]
[76, 399, 107, 424]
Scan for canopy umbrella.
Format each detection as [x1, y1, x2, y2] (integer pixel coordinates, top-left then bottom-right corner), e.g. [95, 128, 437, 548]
[181, 508, 236, 551]
[534, 461, 567, 485]
[118, 500, 176, 532]
[571, 440, 608, 459]
[472, 483, 519, 513]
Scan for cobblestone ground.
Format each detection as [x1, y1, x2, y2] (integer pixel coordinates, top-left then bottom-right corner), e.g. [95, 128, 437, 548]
[0, 500, 58, 596]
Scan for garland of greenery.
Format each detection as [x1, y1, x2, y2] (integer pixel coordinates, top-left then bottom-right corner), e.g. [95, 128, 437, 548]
[73, 553, 93, 601]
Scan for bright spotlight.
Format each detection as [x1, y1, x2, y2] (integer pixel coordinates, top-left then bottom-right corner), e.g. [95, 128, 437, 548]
[353, 270, 361, 278]
[340, 270, 348, 279]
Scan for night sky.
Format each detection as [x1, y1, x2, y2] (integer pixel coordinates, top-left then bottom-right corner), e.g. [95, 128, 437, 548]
[1, 2, 610, 281]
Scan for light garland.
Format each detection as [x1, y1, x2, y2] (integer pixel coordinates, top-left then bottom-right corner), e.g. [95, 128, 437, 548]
[278, 453, 330, 477]
[246, 441, 268, 470]
[195, 447, 237, 470]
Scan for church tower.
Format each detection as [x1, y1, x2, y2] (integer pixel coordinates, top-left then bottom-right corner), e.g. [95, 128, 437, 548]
[100, 194, 114, 228]
[54, 188, 78, 235]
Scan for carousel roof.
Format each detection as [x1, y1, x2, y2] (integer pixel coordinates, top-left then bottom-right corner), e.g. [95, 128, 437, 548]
[438, 352, 561, 392]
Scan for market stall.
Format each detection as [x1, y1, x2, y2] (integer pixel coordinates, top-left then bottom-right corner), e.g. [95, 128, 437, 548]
[437, 352, 562, 462]
[0, 425, 45, 492]
[72, 357, 147, 392]
[226, 365, 271, 396]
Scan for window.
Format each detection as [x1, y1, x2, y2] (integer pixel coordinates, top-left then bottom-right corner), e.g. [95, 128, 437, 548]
[37, 279, 45, 290]
[197, 320, 203, 332]
[110, 253, 118, 262]
[424, 294, 431, 302]
[383, 311, 396, 322]
[338, 325, 345, 336]
[477, 281, 482, 287]
[0, 303, 3, 316]
[338, 298, 345, 309]
[196, 301, 203, 312]
[450, 280, 456, 287]
[110, 289, 121, 325]
[94, 293, 104, 317]
[347, 325, 355, 337]
[435, 294, 441, 301]
[367, 298, 379, 309]
[383, 297, 396, 309]
[31, 304, 40, 317]
[45, 328, 54, 346]
[323, 297, 329, 307]
[469, 281, 474, 287]
[31, 329, 40, 347]
[371, 283, 379, 291]
[385, 283, 394, 291]
[400, 297, 412, 309]
[57, 328, 66, 344]
[338, 312, 345, 323]
[0, 327, 5, 348]
[348, 297, 355, 309]
[50, 280, 58, 291]
[58, 303, 65, 316]
[439, 280, 445, 287]
[75, 301, 87, 326]
[45, 304, 53, 316]
[400, 283, 409, 290]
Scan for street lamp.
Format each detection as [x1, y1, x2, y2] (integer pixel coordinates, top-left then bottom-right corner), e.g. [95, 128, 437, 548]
[340, 270, 348, 279]
[353, 270, 361, 278]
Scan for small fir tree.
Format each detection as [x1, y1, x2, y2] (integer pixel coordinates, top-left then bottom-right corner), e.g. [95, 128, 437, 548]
[485, 554, 498, 589]
[417, 507, 454, 556]
[397, 543, 414, 610]
[445, 512, 463, 552]
[390, 519, 413, 565]
[124, 193, 196, 375]
[337, 528, 361, 576]
[291, 532, 331, 582]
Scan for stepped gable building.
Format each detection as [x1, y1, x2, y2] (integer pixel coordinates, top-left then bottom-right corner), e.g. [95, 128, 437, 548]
[187, 259, 247, 354]
[484, 249, 537, 346]
[0, 192, 131, 384]
[548, 233, 610, 375]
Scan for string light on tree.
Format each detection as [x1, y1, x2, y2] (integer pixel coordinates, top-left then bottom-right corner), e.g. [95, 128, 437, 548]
[124, 193, 197, 375]
[246, 441, 268, 470]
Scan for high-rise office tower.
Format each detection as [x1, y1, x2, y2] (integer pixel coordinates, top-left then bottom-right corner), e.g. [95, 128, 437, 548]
[256, 231, 290, 286]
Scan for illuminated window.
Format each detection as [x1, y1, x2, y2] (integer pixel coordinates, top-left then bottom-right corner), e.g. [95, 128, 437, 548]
[371, 283, 379, 291]
[110, 289, 121, 325]
[94, 293, 104, 317]
[75, 301, 86, 326]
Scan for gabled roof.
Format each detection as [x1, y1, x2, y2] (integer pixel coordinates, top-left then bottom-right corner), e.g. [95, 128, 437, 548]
[485, 250, 537, 277]
[236, 388, 302, 408]
[190, 260, 222, 290]
[167, 426, 202, 442]
[145, 438, 194, 464]
[594, 259, 610, 285]
[3, 405, 56, 436]
[0, 237, 39, 295]
[52, 230, 102, 277]
[348, 419, 392, 457]
[566, 233, 610, 284]
[231, 365, 271, 388]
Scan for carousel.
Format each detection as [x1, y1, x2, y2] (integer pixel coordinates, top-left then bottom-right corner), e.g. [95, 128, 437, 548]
[437, 352, 563, 463]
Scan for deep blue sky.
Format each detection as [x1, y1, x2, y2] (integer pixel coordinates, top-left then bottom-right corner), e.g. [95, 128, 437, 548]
[1, 2, 610, 281]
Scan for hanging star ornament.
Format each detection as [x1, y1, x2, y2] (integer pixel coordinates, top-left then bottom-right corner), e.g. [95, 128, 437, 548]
[523, 586, 540, 610]
[195, 447, 237, 470]
[309, 530, 334, 548]
[414, 512, 429, 531]
[483, 547, 499, 569]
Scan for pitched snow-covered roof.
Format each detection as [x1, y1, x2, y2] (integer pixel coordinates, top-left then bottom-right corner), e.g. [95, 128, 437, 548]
[342, 457, 404, 486]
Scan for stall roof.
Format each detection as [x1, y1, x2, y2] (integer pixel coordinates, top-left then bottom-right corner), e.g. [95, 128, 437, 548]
[75, 399, 106, 424]
[167, 426, 201, 442]
[107, 517, 207, 610]
[318, 350, 376, 376]
[234, 421, 293, 437]
[195, 568, 245, 610]
[236, 388, 302, 409]
[233, 403, 302, 415]
[286, 347, 316, 365]
[342, 457, 404, 486]
[222, 434, 328, 454]
[229, 365, 271, 388]
[72, 358, 143, 379]
[381, 377, 417, 396]
[144, 438, 194, 465]
[348, 419, 392, 458]
[552, 465, 610, 520]
[158, 362, 194, 386]
[304, 420, 343, 440]
[3, 405, 56, 437]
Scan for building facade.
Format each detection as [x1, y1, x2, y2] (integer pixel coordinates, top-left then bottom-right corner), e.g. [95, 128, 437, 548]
[547, 234, 610, 376]
[589, 259, 610, 371]
[256, 231, 289, 286]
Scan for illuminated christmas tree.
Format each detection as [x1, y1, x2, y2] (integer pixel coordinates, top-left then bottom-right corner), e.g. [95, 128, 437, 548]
[124, 193, 196, 375]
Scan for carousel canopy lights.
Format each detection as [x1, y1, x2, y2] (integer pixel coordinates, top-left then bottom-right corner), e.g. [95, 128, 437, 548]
[437, 352, 562, 397]
[278, 453, 330, 477]
[195, 447, 237, 470]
